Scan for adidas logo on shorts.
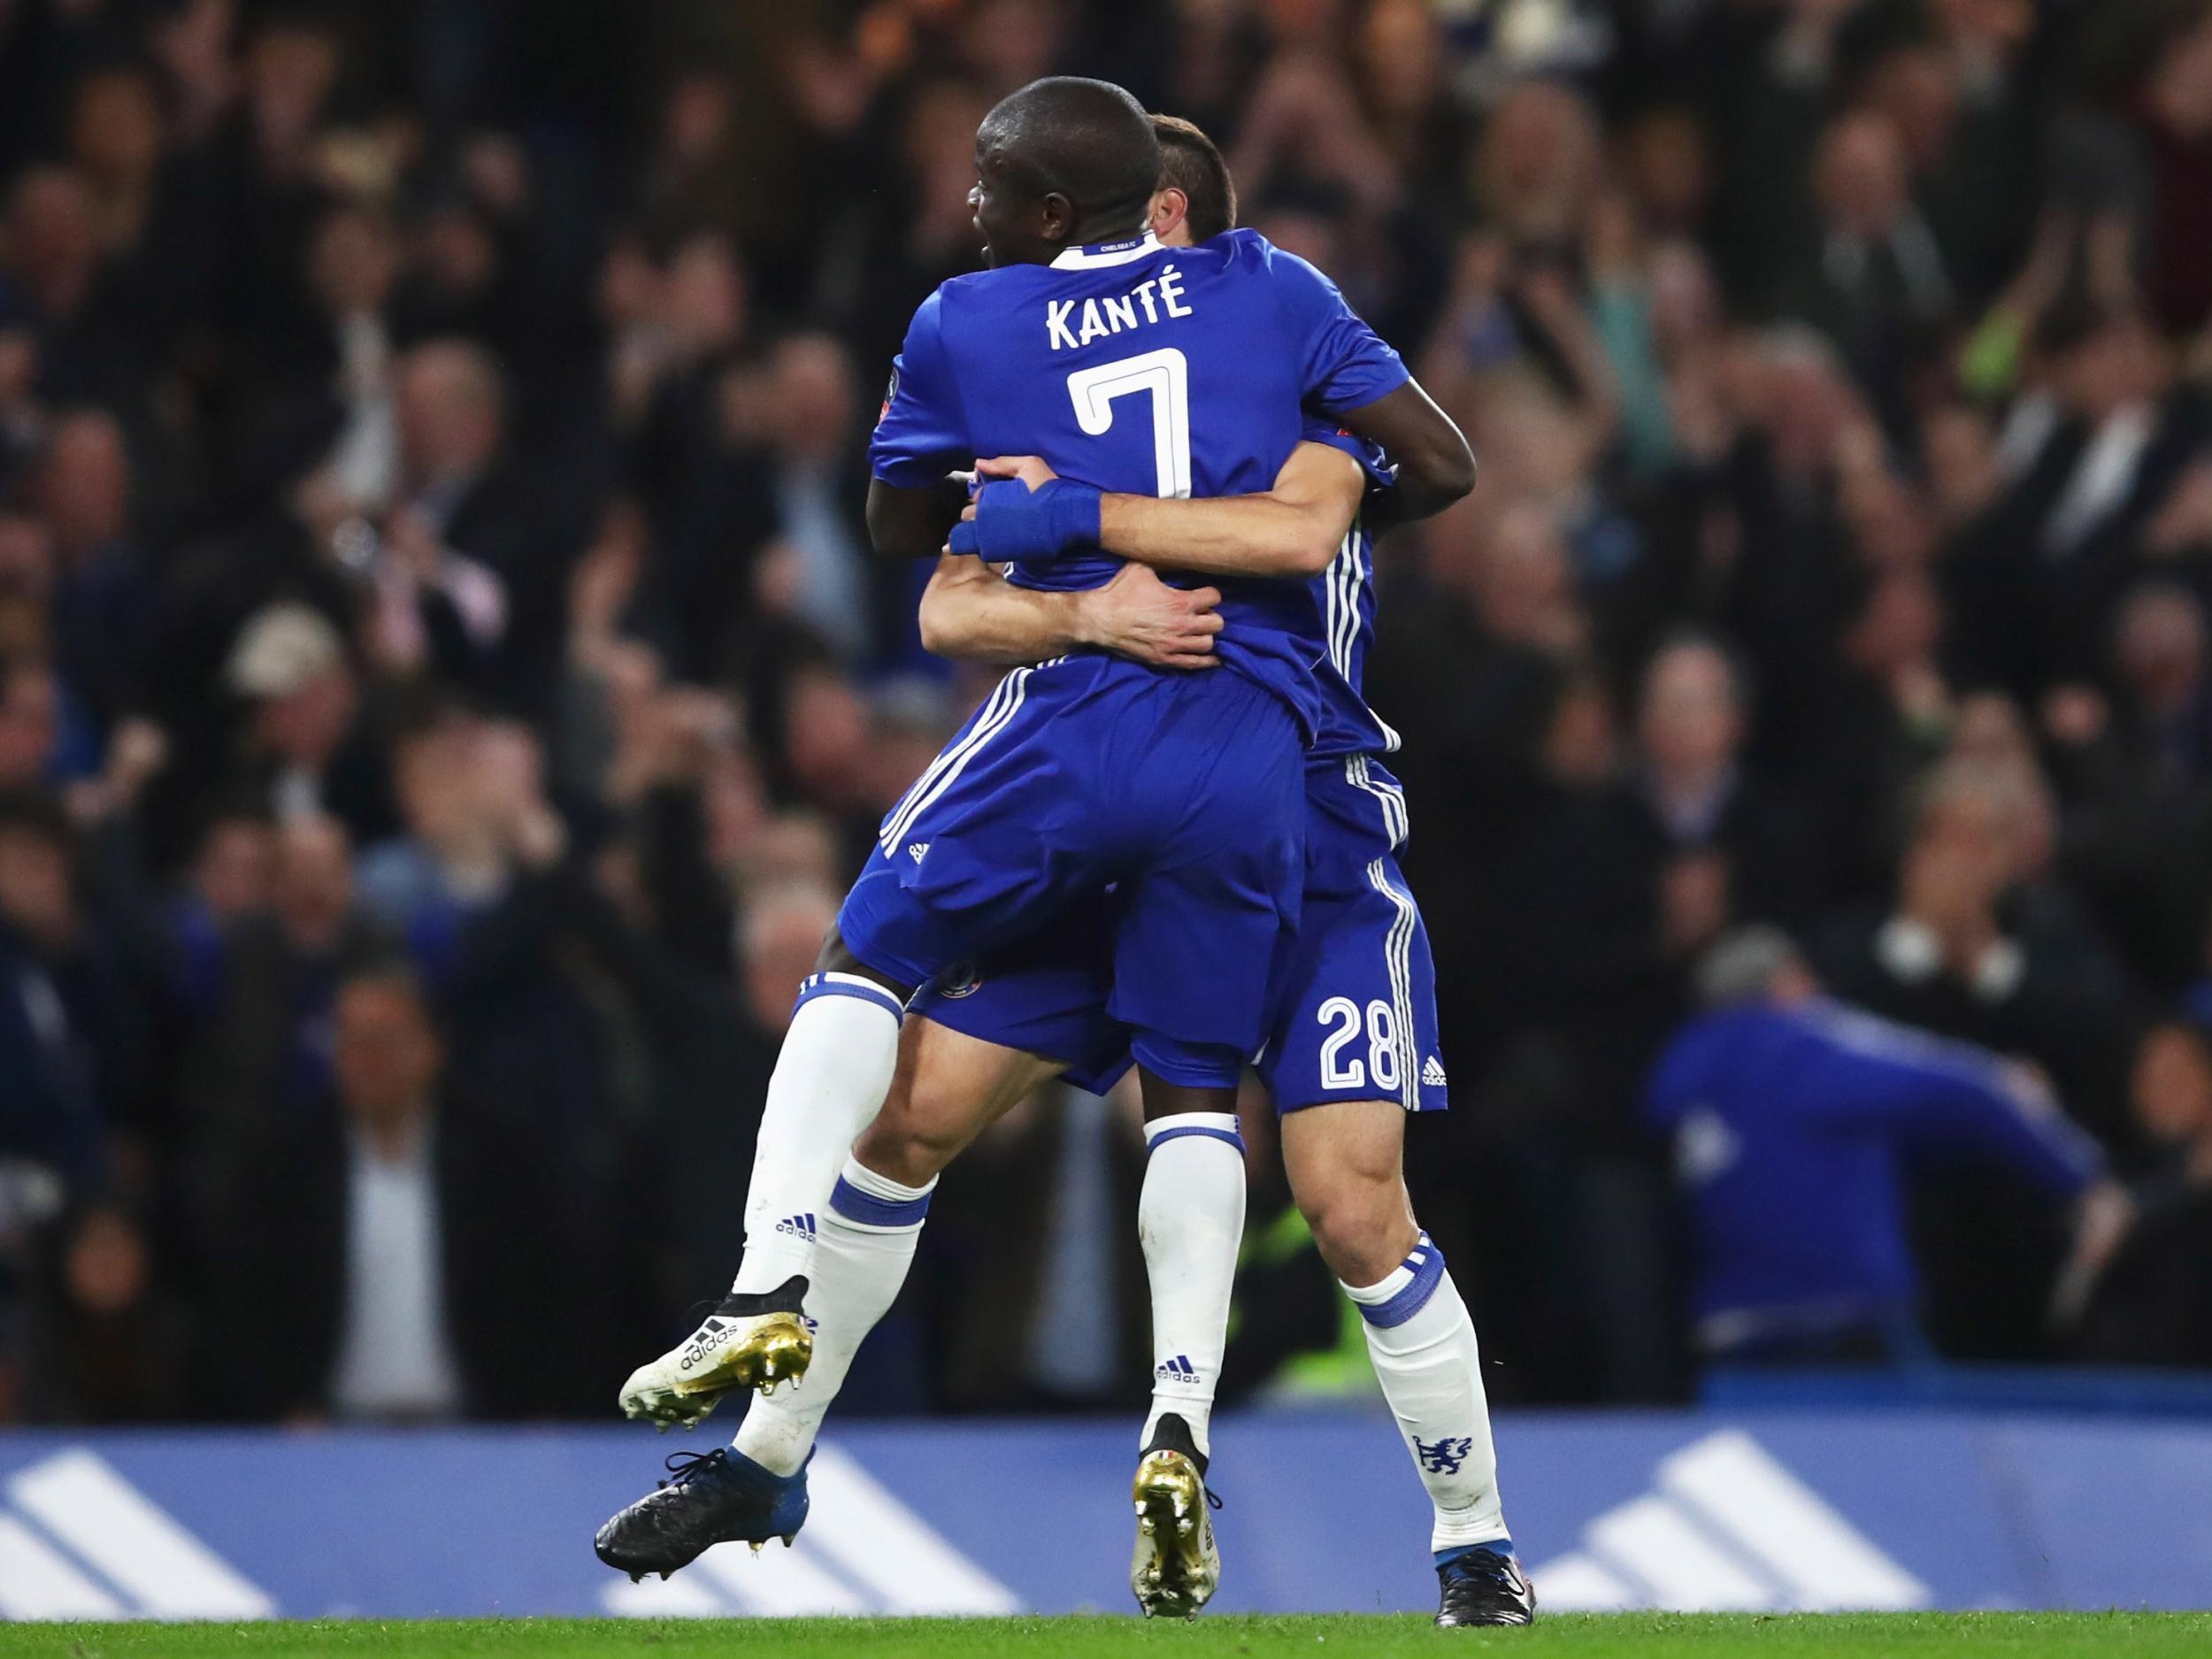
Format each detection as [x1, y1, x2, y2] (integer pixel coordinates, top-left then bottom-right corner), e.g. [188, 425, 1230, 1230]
[908, 841, 930, 864]
[1422, 1056, 1448, 1087]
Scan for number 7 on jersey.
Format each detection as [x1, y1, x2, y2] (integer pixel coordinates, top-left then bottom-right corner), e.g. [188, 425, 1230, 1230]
[1066, 348, 1193, 500]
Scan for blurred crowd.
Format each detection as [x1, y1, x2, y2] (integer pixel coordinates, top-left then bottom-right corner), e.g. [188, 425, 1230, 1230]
[4, 0, 2212, 1425]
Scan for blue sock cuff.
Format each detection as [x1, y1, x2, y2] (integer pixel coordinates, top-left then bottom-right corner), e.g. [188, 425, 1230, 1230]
[1435, 1539, 1513, 1568]
[1357, 1233, 1448, 1328]
[829, 1173, 932, 1229]
[792, 972, 907, 1025]
[1147, 1125, 1244, 1155]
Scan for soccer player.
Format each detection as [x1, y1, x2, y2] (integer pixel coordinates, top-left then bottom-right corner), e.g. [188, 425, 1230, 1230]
[836, 123, 1523, 1628]
[599, 110, 1527, 1629]
[594, 77, 1477, 1581]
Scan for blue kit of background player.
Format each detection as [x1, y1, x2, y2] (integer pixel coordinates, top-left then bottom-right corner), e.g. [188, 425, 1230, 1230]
[850, 225, 1409, 1087]
[911, 421, 1453, 1119]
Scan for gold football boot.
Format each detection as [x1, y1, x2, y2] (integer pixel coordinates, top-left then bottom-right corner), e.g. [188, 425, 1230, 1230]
[1130, 1413, 1222, 1619]
[618, 1277, 813, 1430]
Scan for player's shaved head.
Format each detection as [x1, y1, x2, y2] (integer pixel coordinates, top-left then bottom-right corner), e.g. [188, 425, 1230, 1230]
[1152, 115, 1237, 242]
[972, 76, 1160, 264]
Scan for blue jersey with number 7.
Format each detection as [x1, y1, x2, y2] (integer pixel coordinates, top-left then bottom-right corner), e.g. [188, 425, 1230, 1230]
[869, 227, 1408, 740]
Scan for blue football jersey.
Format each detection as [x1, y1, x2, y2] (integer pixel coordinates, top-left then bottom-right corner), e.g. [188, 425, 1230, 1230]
[871, 227, 1409, 738]
[1301, 425, 1401, 760]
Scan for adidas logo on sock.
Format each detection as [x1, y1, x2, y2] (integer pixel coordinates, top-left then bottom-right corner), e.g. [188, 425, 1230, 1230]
[1422, 1056, 1448, 1087]
[1154, 1355, 1200, 1384]
[774, 1213, 818, 1240]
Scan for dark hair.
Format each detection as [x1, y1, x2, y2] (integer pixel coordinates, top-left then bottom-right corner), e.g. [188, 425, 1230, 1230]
[0, 786, 73, 850]
[979, 77, 1161, 237]
[338, 956, 436, 1020]
[193, 791, 278, 847]
[1152, 115, 1236, 242]
[2033, 295, 2140, 357]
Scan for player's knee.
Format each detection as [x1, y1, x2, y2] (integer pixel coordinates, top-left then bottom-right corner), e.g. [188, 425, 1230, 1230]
[854, 1072, 969, 1187]
[1295, 1166, 1416, 1287]
[851, 1112, 950, 1188]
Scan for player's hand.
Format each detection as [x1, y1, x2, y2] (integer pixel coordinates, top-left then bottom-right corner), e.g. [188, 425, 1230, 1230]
[1079, 565, 1223, 670]
[949, 475, 1102, 565]
[2074, 1178, 2135, 1267]
[2052, 1176, 2136, 1327]
[975, 455, 1059, 491]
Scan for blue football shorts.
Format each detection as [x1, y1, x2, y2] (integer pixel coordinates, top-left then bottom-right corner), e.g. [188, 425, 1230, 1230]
[908, 752, 1448, 1113]
[837, 652, 1304, 1088]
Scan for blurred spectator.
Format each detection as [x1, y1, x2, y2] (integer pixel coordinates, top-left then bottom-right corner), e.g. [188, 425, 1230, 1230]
[2097, 2, 2212, 338]
[2, 164, 140, 409]
[25, 1202, 193, 1424]
[177, 810, 388, 1176]
[298, 201, 403, 517]
[1627, 630, 1819, 945]
[1785, 110, 1953, 433]
[385, 341, 533, 698]
[173, 802, 277, 952]
[2070, 1020, 2212, 1367]
[1816, 761, 2139, 1142]
[2043, 584, 2212, 994]
[38, 407, 150, 729]
[1977, 302, 2204, 690]
[0, 791, 104, 1203]
[223, 601, 388, 835]
[761, 334, 872, 660]
[1648, 927, 2110, 1365]
[0, 651, 73, 788]
[2108, 580, 2212, 794]
[206, 963, 606, 1421]
[355, 712, 517, 953]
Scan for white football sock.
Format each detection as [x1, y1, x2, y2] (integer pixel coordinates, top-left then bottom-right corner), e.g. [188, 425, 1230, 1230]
[1136, 1111, 1246, 1460]
[733, 973, 906, 1295]
[1342, 1232, 1511, 1553]
[733, 1155, 933, 1476]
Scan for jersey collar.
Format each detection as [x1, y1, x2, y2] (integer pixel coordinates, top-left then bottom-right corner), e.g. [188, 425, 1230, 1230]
[1049, 230, 1164, 271]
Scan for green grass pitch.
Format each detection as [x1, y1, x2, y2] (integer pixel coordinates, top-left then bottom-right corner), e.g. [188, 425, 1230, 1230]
[2, 1616, 2207, 1659]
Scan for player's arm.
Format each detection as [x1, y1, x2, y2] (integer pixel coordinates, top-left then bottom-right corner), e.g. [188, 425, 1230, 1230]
[1268, 242, 1476, 522]
[866, 475, 971, 561]
[970, 440, 1365, 579]
[866, 292, 974, 558]
[1333, 380, 1475, 523]
[918, 554, 1223, 670]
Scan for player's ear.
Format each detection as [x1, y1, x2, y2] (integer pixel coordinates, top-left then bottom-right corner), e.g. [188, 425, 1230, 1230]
[1038, 190, 1075, 246]
[1149, 187, 1188, 243]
